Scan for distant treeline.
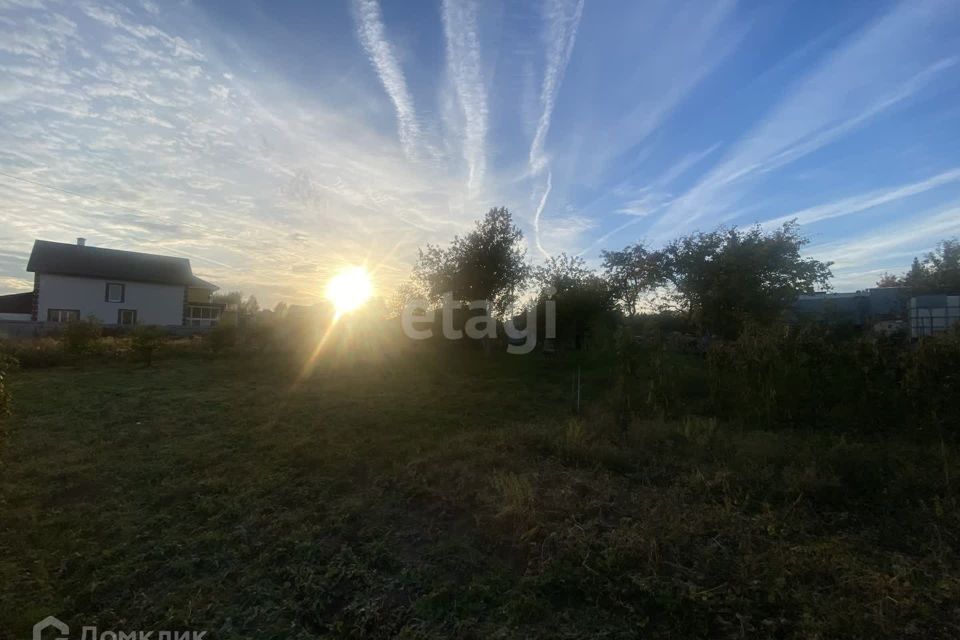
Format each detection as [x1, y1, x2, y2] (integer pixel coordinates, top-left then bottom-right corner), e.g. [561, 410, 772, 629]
[388, 206, 957, 341]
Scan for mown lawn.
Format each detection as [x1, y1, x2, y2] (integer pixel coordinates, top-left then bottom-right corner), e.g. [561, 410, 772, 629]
[2, 350, 959, 639]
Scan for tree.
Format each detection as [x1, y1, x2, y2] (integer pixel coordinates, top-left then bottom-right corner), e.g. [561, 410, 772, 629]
[386, 281, 426, 319]
[242, 295, 260, 316]
[913, 239, 959, 294]
[889, 239, 960, 294]
[212, 291, 260, 320]
[213, 290, 243, 311]
[413, 207, 529, 317]
[903, 257, 927, 292]
[661, 221, 832, 337]
[273, 301, 288, 317]
[532, 252, 590, 296]
[876, 272, 901, 288]
[532, 253, 617, 349]
[600, 243, 667, 316]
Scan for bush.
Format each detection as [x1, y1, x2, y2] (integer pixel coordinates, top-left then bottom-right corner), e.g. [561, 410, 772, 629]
[62, 317, 102, 358]
[902, 326, 960, 434]
[703, 324, 908, 430]
[238, 321, 276, 353]
[706, 323, 804, 428]
[0, 337, 65, 368]
[131, 325, 165, 366]
[204, 323, 237, 356]
[629, 321, 958, 437]
[664, 326, 960, 432]
[616, 328, 708, 419]
[0, 351, 17, 418]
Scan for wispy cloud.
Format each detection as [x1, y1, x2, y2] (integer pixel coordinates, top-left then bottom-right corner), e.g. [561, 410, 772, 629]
[526, 0, 584, 259]
[655, 143, 722, 189]
[351, 0, 421, 159]
[653, 0, 960, 238]
[615, 192, 662, 217]
[0, 0, 479, 303]
[561, 0, 741, 187]
[813, 200, 960, 286]
[1, 0, 958, 301]
[528, 0, 583, 175]
[613, 144, 721, 217]
[763, 167, 960, 229]
[441, 0, 488, 195]
[532, 170, 552, 258]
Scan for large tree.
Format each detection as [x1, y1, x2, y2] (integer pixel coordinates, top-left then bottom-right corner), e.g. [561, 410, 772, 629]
[212, 291, 260, 320]
[533, 253, 616, 348]
[413, 207, 529, 317]
[532, 252, 590, 296]
[875, 239, 960, 294]
[661, 221, 832, 337]
[903, 239, 960, 294]
[600, 243, 667, 316]
[875, 272, 901, 288]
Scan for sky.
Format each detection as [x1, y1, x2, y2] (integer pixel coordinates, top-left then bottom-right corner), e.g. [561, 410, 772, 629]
[1, 0, 959, 305]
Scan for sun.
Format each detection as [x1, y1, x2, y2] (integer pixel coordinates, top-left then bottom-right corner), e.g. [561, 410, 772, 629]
[326, 266, 373, 315]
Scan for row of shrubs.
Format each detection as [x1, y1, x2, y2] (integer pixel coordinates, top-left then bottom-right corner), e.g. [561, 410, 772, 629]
[622, 323, 960, 437]
[0, 308, 407, 374]
[0, 319, 251, 369]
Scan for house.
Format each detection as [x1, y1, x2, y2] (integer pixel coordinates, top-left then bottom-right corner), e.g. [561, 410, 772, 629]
[18, 238, 224, 327]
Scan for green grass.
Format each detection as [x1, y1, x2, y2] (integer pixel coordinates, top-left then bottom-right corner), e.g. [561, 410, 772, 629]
[2, 350, 959, 638]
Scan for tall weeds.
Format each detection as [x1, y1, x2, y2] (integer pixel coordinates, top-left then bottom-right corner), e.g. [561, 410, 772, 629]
[631, 323, 960, 436]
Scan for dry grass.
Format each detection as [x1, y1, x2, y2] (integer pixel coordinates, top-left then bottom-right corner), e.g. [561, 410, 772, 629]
[1, 351, 959, 638]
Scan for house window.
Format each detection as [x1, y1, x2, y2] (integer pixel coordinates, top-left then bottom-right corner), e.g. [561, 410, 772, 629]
[47, 308, 80, 323]
[105, 282, 125, 303]
[118, 309, 138, 326]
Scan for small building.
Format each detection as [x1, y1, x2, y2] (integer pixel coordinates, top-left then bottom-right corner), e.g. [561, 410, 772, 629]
[0, 291, 33, 322]
[790, 287, 909, 329]
[909, 295, 960, 338]
[11, 238, 224, 327]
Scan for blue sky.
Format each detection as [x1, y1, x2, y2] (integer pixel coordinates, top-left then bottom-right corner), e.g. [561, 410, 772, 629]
[1, 0, 959, 304]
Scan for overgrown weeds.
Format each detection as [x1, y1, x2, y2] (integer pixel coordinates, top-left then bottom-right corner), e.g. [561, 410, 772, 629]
[621, 323, 960, 437]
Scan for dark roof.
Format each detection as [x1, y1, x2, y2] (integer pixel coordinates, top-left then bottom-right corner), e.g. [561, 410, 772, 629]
[26, 240, 216, 289]
[0, 292, 32, 314]
[189, 274, 219, 290]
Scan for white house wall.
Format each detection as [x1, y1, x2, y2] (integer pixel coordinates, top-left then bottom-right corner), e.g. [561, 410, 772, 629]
[36, 274, 184, 326]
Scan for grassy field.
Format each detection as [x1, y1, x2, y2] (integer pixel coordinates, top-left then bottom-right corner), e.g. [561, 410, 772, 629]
[2, 348, 959, 638]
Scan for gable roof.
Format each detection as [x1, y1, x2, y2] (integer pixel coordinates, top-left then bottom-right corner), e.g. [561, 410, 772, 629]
[27, 240, 216, 289]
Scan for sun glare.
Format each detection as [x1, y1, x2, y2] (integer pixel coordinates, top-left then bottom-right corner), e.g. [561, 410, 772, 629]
[326, 266, 373, 315]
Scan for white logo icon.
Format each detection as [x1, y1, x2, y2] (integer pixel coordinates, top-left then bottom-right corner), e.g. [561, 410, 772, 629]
[33, 616, 69, 640]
